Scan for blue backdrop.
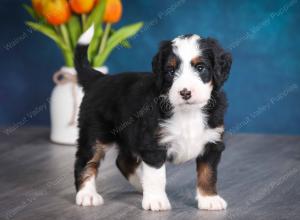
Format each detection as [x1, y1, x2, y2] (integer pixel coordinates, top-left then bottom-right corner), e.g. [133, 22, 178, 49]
[0, 0, 300, 134]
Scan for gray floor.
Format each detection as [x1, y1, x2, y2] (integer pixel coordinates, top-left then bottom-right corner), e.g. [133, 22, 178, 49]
[0, 127, 300, 220]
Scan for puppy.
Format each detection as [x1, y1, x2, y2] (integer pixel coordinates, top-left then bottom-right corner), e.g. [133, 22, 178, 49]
[74, 26, 232, 211]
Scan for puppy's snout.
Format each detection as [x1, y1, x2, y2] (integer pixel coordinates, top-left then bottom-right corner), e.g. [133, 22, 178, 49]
[179, 88, 192, 100]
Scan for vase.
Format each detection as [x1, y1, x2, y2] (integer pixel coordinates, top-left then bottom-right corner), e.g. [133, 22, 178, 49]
[50, 66, 108, 145]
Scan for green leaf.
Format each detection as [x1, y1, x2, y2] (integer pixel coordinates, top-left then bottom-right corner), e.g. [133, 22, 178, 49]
[88, 25, 103, 63]
[26, 22, 70, 52]
[93, 22, 143, 67]
[67, 15, 82, 49]
[119, 39, 131, 48]
[23, 4, 37, 20]
[111, 29, 131, 48]
[86, 0, 106, 29]
[26, 22, 74, 66]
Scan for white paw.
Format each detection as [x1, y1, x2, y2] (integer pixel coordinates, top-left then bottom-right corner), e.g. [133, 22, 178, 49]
[197, 194, 227, 210]
[142, 192, 171, 211]
[76, 189, 104, 206]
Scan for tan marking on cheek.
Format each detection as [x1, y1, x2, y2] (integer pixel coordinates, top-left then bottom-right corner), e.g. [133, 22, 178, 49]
[197, 162, 217, 196]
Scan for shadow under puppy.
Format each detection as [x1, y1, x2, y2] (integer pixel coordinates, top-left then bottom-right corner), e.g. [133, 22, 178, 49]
[74, 26, 232, 211]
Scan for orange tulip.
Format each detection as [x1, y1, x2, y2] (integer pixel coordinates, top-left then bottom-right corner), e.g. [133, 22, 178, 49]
[32, 0, 44, 15]
[70, 0, 95, 14]
[103, 0, 122, 24]
[94, 0, 100, 6]
[42, 0, 71, 25]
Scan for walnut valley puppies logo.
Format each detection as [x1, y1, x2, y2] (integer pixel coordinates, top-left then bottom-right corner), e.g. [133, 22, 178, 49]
[227, 0, 298, 50]
[5, 173, 68, 220]
[116, 0, 187, 50]
[2, 98, 50, 136]
[228, 83, 299, 134]
[204, 96, 217, 110]
[227, 167, 299, 220]
[110, 93, 218, 135]
[110, 96, 173, 135]
[157, 95, 173, 113]
[3, 27, 34, 51]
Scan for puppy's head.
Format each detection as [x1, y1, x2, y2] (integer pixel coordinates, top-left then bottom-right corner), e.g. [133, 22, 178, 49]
[152, 34, 232, 110]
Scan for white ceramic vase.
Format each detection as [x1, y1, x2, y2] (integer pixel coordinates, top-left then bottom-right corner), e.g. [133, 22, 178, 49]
[50, 66, 108, 145]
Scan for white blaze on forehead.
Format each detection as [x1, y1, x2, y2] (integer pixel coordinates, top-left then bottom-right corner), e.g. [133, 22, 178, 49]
[168, 34, 212, 108]
[172, 35, 202, 63]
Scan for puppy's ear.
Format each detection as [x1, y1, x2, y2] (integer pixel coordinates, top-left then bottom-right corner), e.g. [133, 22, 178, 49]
[205, 38, 232, 89]
[152, 51, 161, 76]
[152, 40, 172, 89]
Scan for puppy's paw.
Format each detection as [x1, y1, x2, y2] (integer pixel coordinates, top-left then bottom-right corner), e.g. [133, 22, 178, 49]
[142, 192, 171, 211]
[76, 189, 104, 206]
[197, 194, 227, 210]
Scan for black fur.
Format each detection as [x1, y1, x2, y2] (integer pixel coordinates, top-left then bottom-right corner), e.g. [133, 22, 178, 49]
[74, 36, 232, 192]
[74, 44, 105, 91]
[199, 38, 232, 89]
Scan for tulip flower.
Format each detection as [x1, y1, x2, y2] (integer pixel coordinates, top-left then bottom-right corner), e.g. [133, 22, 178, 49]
[43, 0, 71, 25]
[70, 0, 95, 31]
[70, 0, 95, 14]
[32, 0, 44, 15]
[98, 0, 123, 55]
[25, 0, 143, 68]
[103, 0, 122, 24]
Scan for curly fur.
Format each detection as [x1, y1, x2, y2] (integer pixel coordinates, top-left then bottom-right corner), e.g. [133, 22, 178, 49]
[74, 30, 232, 210]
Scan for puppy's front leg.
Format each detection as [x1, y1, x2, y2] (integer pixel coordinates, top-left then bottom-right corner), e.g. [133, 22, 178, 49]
[196, 142, 227, 210]
[141, 162, 171, 211]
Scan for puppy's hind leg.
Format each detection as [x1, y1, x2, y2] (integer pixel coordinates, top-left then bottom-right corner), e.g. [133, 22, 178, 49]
[116, 152, 142, 192]
[74, 140, 107, 206]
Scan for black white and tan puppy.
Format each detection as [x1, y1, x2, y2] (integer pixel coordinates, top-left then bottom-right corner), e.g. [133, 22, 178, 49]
[74, 26, 232, 211]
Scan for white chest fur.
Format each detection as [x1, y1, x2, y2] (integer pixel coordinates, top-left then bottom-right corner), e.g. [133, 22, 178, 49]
[159, 108, 223, 164]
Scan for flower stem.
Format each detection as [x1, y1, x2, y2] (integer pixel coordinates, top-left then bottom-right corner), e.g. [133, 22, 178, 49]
[60, 24, 72, 51]
[61, 50, 74, 67]
[54, 26, 60, 34]
[81, 14, 87, 31]
[98, 23, 111, 54]
[59, 24, 73, 66]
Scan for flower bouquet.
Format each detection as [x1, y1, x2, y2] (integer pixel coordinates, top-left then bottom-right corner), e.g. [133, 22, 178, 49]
[24, 0, 143, 145]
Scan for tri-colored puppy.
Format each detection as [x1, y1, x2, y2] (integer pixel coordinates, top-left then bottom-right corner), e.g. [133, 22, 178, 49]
[74, 26, 232, 211]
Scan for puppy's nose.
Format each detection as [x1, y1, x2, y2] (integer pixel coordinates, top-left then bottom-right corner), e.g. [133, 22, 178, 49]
[179, 88, 192, 100]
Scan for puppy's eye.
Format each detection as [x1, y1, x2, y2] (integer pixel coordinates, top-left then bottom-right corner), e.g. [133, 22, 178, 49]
[167, 67, 175, 75]
[196, 64, 205, 72]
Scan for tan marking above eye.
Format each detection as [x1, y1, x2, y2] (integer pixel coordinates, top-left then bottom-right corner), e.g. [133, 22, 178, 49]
[167, 57, 177, 67]
[191, 56, 203, 66]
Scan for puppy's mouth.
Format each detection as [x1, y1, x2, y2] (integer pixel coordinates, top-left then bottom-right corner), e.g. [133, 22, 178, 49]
[185, 101, 198, 105]
[178, 100, 207, 108]
[184, 101, 196, 105]
[178, 101, 195, 106]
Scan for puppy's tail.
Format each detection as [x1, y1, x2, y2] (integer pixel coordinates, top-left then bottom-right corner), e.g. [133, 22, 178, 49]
[74, 25, 105, 91]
